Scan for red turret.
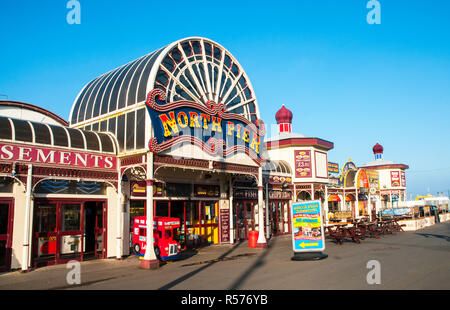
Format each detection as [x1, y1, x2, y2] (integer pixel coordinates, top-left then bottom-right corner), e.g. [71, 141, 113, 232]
[373, 142, 383, 159]
[275, 104, 293, 133]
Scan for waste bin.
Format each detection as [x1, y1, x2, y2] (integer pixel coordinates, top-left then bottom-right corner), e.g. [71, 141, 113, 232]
[248, 230, 258, 248]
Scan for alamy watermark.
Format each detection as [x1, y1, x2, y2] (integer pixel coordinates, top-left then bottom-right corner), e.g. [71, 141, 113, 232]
[366, 260, 381, 285]
[366, 0, 381, 25]
[66, 0, 81, 25]
[66, 260, 81, 285]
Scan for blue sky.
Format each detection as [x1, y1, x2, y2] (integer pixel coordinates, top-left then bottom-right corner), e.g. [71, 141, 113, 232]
[1, 0, 449, 198]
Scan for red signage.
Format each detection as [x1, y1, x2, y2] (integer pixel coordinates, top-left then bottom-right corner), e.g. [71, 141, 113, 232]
[400, 171, 406, 187]
[294, 150, 312, 178]
[0, 142, 116, 170]
[391, 171, 400, 187]
[220, 209, 230, 243]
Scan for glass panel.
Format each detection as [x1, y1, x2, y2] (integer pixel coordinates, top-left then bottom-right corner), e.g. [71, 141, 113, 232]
[84, 130, 100, 151]
[92, 122, 99, 131]
[117, 114, 125, 151]
[32, 122, 51, 144]
[50, 125, 68, 147]
[136, 108, 145, 149]
[36, 204, 57, 233]
[108, 117, 116, 136]
[61, 204, 81, 231]
[60, 234, 82, 256]
[12, 119, 32, 142]
[0, 240, 6, 268]
[156, 202, 169, 217]
[98, 133, 114, 153]
[0, 178, 13, 193]
[0, 117, 12, 140]
[126, 110, 135, 151]
[67, 128, 85, 149]
[100, 120, 107, 132]
[0, 204, 9, 235]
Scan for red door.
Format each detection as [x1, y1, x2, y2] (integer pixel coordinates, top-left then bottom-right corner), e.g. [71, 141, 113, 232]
[0, 199, 14, 272]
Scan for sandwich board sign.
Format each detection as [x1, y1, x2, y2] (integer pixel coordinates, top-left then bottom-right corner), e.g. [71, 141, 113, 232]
[290, 200, 328, 260]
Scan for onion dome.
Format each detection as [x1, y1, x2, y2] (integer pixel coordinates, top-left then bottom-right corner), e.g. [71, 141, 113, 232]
[275, 104, 293, 124]
[373, 142, 383, 154]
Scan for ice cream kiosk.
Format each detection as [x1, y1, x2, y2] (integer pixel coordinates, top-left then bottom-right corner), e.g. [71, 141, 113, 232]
[132, 216, 181, 261]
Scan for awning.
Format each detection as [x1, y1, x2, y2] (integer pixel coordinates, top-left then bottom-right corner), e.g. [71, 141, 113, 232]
[328, 194, 341, 202]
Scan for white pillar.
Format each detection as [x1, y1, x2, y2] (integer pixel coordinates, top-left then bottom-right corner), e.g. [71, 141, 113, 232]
[116, 166, 123, 259]
[265, 182, 270, 239]
[324, 186, 329, 225]
[21, 164, 32, 271]
[229, 177, 234, 245]
[256, 168, 268, 248]
[141, 152, 159, 269]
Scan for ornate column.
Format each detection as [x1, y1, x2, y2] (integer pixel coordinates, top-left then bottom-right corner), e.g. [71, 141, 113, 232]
[256, 167, 268, 248]
[229, 177, 234, 245]
[21, 164, 32, 271]
[116, 161, 123, 259]
[141, 152, 159, 269]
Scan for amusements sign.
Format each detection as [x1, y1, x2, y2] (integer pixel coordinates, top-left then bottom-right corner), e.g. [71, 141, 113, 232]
[400, 171, 406, 187]
[145, 89, 266, 165]
[391, 171, 400, 187]
[294, 150, 312, 178]
[290, 200, 325, 252]
[220, 209, 230, 243]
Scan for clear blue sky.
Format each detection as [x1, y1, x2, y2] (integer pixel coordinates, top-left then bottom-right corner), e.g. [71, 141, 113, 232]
[1, 0, 449, 198]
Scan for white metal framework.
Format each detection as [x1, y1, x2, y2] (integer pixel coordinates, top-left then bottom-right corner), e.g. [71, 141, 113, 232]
[68, 37, 261, 153]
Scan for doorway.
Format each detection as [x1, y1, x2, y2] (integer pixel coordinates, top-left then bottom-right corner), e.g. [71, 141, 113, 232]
[234, 200, 257, 241]
[84, 201, 105, 259]
[0, 199, 13, 272]
[270, 200, 290, 236]
[32, 199, 107, 267]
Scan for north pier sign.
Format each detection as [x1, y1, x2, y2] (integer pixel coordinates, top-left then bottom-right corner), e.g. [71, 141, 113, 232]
[145, 89, 266, 165]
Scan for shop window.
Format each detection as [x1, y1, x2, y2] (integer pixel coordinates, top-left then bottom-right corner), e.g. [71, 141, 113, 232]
[12, 119, 32, 143]
[36, 205, 57, 233]
[61, 204, 81, 231]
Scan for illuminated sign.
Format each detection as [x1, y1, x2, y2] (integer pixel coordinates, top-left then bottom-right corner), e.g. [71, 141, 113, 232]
[145, 89, 265, 165]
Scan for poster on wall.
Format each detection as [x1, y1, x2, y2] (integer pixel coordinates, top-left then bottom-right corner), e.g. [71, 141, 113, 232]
[290, 200, 325, 252]
[400, 171, 406, 187]
[391, 171, 400, 187]
[220, 209, 230, 243]
[294, 150, 312, 178]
